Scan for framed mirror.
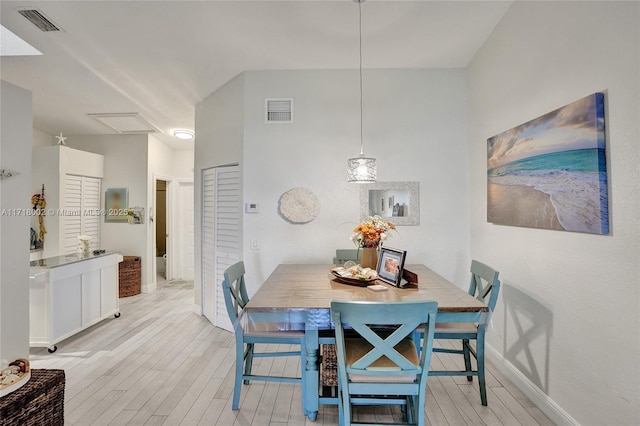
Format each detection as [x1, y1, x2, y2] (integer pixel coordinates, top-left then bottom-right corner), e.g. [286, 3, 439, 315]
[359, 181, 419, 226]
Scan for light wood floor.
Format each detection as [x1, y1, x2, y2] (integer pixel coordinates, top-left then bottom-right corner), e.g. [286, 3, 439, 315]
[30, 286, 554, 426]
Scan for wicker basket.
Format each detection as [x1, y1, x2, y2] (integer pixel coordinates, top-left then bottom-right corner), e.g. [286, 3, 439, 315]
[321, 344, 338, 387]
[119, 256, 141, 297]
[0, 369, 65, 426]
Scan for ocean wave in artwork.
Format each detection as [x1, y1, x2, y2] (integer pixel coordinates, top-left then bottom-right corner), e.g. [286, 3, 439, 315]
[488, 149, 608, 234]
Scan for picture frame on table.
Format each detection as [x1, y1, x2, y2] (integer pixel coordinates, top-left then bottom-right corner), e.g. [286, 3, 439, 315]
[376, 247, 407, 287]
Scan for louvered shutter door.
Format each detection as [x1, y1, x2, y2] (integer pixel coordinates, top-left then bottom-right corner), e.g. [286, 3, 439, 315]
[214, 166, 240, 331]
[201, 165, 240, 331]
[202, 168, 216, 324]
[82, 177, 101, 252]
[63, 175, 101, 254]
[64, 175, 83, 254]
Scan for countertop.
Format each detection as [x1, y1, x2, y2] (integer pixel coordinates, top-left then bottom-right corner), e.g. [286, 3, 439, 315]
[29, 251, 120, 269]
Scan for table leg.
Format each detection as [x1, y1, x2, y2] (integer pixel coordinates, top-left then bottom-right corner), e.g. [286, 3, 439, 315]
[304, 328, 319, 421]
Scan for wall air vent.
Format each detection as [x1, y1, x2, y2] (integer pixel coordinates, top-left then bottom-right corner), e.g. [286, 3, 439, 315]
[18, 9, 61, 32]
[265, 98, 293, 123]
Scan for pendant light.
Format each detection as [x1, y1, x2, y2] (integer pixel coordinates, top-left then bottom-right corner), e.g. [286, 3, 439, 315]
[347, 0, 377, 183]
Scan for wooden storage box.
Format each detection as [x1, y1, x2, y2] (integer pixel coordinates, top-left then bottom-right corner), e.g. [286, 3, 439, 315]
[119, 256, 141, 297]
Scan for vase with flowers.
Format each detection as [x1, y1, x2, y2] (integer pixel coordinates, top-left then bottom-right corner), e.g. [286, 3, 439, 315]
[350, 215, 396, 269]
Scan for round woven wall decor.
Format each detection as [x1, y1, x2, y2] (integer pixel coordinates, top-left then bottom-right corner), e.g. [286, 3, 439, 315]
[278, 187, 321, 224]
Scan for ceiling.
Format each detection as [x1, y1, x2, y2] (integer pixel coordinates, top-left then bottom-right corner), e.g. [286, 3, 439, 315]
[0, 1, 512, 151]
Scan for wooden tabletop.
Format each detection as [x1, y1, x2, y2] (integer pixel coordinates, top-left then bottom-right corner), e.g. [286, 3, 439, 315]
[247, 264, 488, 313]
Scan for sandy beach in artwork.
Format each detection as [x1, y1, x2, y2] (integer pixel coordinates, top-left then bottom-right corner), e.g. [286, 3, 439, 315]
[487, 183, 563, 230]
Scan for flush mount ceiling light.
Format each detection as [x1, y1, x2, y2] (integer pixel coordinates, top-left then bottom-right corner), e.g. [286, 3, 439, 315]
[347, 0, 376, 183]
[173, 129, 194, 140]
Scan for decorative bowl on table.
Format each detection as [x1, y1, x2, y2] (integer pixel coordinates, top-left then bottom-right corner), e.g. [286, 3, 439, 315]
[330, 265, 377, 287]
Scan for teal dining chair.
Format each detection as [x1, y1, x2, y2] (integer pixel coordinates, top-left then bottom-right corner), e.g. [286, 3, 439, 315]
[222, 261, 306, 410]
[334, 249, 362, 266]
[331, 300, 438, 426]
[428, 260, 500, 406]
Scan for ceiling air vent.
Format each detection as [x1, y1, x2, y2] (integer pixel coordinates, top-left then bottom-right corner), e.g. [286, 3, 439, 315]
[18, 9, 61, 32]
[265, 98, 293, 123]
[88, 113, 160, 134]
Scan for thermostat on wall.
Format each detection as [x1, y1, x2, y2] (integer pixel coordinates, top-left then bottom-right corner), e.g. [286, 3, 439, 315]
[245, 202, 259, 213]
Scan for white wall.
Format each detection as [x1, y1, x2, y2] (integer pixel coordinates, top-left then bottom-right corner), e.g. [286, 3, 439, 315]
[172, 150, 195, 180]
[60, 135, 193, 293]
[195, 68, 470, 300]
[194, 73, 245, 307]
[242, 69, 470, 293]
[66, 135, 150, 289]
[33, 128, 52, 147]
[468, 2, 639, 424]
[0, 80, 32, 375]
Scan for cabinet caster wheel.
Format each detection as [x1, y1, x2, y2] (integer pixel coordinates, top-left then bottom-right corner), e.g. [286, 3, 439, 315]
[47, 346, 57, 353]
[114, 312, 121, 318]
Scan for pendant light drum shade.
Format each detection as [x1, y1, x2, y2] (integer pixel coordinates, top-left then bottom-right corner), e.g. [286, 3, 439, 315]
[347, 155, 377, 183]
[347, 0, 376, 183]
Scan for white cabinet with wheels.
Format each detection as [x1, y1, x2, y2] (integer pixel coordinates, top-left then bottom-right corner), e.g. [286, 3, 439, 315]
[29, 252, 123, 353]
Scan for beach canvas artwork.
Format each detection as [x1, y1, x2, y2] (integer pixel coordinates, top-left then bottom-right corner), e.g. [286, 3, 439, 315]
[487, 93, 608, 234]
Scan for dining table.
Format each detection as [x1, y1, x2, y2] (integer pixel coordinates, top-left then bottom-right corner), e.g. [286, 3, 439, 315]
[243, 263, 490, 421]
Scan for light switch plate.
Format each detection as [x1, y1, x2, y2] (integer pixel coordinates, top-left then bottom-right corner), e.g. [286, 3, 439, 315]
[245, 202, 259, 213]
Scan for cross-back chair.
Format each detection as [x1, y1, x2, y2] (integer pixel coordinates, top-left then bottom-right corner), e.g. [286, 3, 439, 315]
[334, 249, 362, 266]
[331, 300, 438, 426]
[222, 261, 305, 410]
[428, 259, 500, 406]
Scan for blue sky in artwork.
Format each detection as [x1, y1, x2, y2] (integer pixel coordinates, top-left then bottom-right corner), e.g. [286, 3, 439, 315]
[488, 93, 605, 170]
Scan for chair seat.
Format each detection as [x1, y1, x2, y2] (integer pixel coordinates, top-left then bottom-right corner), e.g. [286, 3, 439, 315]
[434, 322, 478, 334]
[245, 322, 305, 338]
[413, 260, 500, 407]
[345, 338, 419, 383]
[416, 322, 477, 335]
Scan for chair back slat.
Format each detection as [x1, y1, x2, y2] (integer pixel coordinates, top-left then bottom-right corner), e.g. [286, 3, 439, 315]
[469, 260, 501, 311]
[331, 301, 438, 378]
[334, 249, 362, 265]
[222, 261, 249, 323]
[349, 323, 419, 371]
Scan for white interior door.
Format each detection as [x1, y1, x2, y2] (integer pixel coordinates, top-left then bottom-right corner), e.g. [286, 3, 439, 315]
[213, 167, 241, 331]
[178, 181, 194, 280]
[201, 165, 240, 330]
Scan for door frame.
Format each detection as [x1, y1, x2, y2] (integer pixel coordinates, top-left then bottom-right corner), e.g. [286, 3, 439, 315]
[152, 174, 174, 290]
[176, 178, 194, 280]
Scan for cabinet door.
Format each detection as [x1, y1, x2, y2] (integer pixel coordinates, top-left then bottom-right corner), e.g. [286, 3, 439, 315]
[100, 264, 118, 315]
[64, 175, 82, 254]
[29, 272, 49, 343]
[81, 270, 101, 326]
[64, 175, 101, 254]
[82, 177, 101, 252]
[51, 275, 82, 341]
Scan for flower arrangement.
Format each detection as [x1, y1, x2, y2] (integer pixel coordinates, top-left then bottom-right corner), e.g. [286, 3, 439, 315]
[350, 215, 396, 249]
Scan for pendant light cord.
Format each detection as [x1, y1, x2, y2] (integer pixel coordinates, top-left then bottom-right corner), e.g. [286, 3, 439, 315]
[358, 0, 364, 156]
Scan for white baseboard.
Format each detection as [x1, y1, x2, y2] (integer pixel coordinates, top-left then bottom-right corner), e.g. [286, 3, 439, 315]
[142, 281, 156, 293]
[486, 345, 578, 426]
[192, 304, 202, 315]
